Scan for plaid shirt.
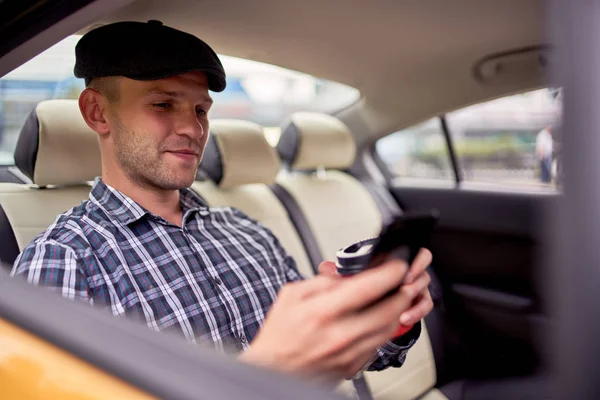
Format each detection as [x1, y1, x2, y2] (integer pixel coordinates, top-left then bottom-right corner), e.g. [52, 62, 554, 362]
[11, 178, 418, 369]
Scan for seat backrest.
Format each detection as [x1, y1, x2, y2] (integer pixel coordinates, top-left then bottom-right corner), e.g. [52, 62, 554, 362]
[275, 111, 383, 262]
[0, 99, 99, 267]
[275, 112, 437, 400]
[191, 119, 314, 278]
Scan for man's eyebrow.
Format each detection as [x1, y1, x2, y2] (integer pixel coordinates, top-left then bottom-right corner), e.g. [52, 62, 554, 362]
[145, 88, 213, 104]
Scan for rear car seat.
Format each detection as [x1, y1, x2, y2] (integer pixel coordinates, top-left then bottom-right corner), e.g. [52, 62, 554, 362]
[275, 112, 445, 400]
[191, 119, 314, 278]
[0, 99, 100, 268]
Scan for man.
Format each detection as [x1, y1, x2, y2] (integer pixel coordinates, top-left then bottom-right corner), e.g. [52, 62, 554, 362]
[536, 124, 554, 184]
[11, 20, 433, 383]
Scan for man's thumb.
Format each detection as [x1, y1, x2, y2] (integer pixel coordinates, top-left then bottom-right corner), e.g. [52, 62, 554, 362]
[318, 261, 339, 277]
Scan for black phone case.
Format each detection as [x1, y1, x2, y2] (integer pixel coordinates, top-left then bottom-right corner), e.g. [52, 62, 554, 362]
[366, 210, 440, 270]
[363, 209, 440, 305]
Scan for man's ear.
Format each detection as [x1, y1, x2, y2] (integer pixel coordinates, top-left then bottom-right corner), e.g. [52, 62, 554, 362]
[79, 88, 110, 136]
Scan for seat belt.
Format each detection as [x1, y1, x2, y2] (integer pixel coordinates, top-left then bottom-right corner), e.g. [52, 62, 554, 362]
[348, 178, 404, 400]
[352, 373, 374, 400]
[361, 180, 403, 226]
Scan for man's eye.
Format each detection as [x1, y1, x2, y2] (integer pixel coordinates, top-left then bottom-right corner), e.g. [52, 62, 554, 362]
[196, 108, 207, 116]
[153, 103, 171, 110]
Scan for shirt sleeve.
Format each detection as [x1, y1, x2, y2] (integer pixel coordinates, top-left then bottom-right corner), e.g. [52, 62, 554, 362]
[11, 239, 92, 303]
[367, 321, 422, 371]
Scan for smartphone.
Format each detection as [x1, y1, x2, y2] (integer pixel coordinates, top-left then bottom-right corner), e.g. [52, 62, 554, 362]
[335, 209, 439, 306]
[367, 209, 439, 270]
[336, 210, 439, 274]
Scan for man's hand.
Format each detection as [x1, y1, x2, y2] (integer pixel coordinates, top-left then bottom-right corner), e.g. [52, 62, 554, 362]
[319, 248, 434, 335]
[239, 260, 416, 382]
[239, 249, 433, 382]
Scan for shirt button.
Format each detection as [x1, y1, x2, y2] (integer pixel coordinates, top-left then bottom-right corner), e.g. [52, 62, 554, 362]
[213, 277, 222, 286]
[240, 335, 248, 345]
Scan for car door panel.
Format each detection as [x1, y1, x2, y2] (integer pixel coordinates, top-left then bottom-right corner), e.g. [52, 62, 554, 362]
[389, 185, 555, 380]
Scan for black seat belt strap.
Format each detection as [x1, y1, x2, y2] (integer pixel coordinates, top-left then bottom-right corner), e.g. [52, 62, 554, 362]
[352, 373, 374, 400]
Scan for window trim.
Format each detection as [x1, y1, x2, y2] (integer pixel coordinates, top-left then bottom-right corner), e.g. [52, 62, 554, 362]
[439, 115, 462, 185]
[0, 0, 95, 58]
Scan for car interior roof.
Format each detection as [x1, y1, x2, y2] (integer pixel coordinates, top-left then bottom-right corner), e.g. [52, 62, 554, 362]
[97, 0, 549, 137]
[0, 0, 548, 144]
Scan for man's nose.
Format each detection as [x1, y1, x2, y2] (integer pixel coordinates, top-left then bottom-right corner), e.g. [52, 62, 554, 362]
[176, 109, 205, 138]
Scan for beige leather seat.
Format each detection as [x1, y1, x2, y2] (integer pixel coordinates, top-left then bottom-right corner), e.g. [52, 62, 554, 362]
[275, 112, 444, 400]
[191, 119, 314, 278]
[0, 99, 100, 266]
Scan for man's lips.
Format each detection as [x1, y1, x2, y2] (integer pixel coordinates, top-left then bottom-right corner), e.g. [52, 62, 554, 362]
[166, 149, 199, 159]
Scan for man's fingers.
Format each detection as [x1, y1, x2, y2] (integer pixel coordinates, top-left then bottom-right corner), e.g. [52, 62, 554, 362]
[317, 284, 417, 358]
[400, 271, 431, 300]
[316, 260, 409, 317]
[318, 261, 339, 277]
[404, 248, 432, 284]
[336, 289, 413, 345]
[400, 290, 433, 325]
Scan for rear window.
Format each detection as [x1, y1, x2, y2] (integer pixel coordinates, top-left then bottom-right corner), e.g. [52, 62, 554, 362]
[0, 35, 360, 165]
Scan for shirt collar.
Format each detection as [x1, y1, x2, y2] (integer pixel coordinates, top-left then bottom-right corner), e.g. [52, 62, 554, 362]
[89, 177, 210, 226]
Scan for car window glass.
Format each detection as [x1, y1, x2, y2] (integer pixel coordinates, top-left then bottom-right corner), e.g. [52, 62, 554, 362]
[375, 118, 454, 184]
[446, 88, 563, 189]
[376, 88, 563, 190]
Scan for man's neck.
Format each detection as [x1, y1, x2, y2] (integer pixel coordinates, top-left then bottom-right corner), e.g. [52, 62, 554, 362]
[102, 171, 183, 227]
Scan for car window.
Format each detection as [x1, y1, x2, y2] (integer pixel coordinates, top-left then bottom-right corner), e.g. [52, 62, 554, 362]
[376, 118, 454, 184]
[446, 88, 562, 189]
[0, 35, 360, 165]
[376, 88, 563, 190]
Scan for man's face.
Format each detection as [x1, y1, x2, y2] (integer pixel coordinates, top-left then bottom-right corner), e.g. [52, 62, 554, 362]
[105, 72, 213, 190]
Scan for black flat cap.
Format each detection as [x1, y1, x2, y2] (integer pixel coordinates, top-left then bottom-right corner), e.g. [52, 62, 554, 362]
[74, 20, 226, 92]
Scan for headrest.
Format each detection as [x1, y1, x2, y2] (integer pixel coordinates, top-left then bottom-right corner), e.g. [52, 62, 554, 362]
[14, 99, 101, 187]
[200, 119, 280, 189]
[277, 112, 356, 170]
